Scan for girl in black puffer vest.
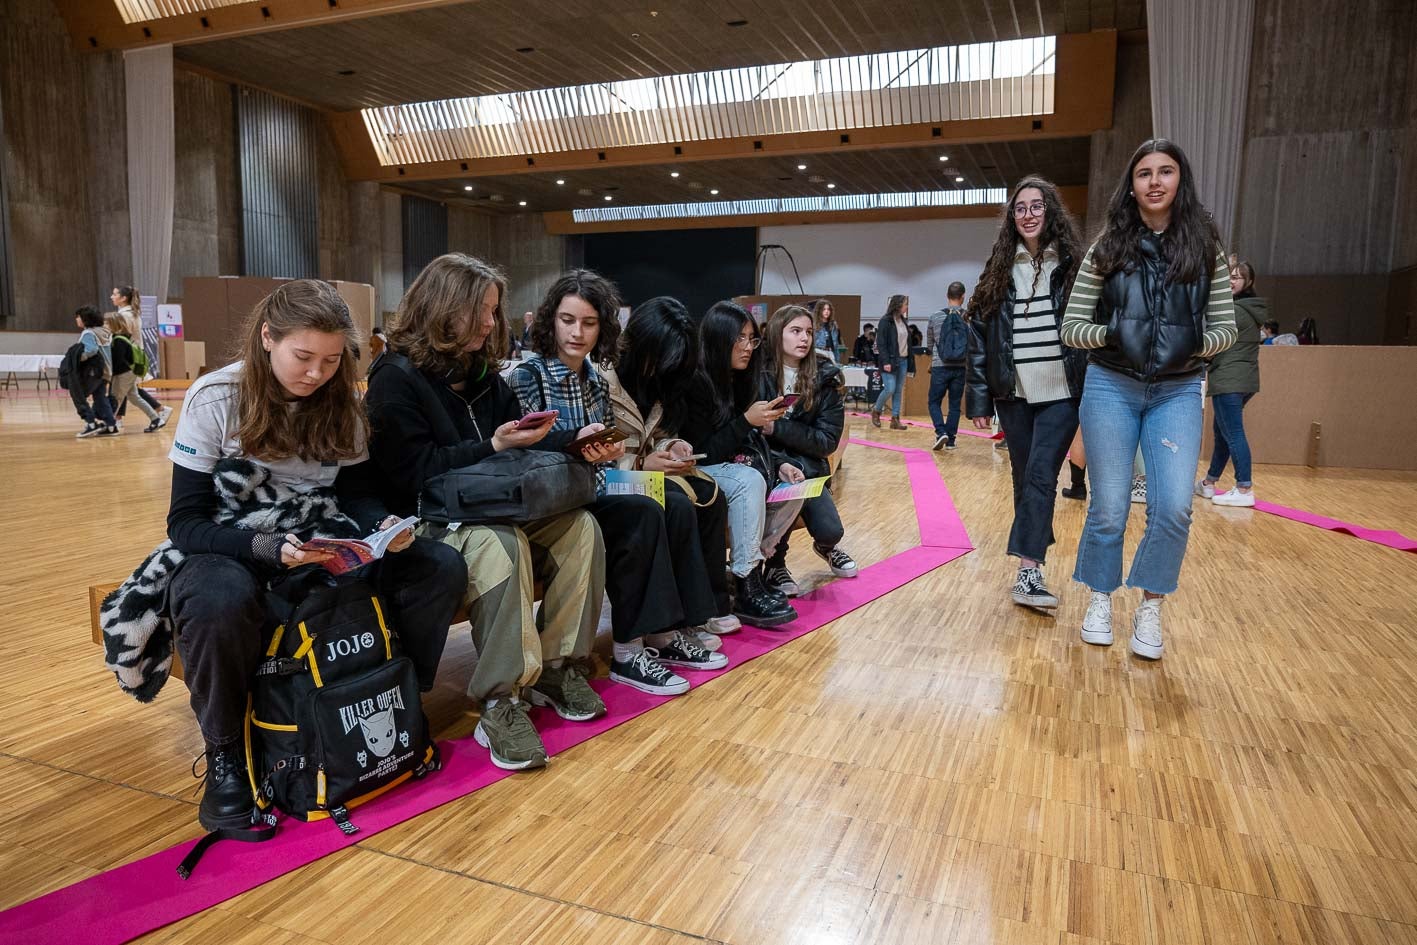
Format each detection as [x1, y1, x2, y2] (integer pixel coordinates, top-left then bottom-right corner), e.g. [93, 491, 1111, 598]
[1060, 139, 1238, 662]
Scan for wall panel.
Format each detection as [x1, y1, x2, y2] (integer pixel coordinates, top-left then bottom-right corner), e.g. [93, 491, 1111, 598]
[237, 87, 319, 279]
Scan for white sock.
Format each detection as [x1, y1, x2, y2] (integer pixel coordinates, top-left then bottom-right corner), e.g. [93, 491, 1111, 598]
[612, 640, 643, 663]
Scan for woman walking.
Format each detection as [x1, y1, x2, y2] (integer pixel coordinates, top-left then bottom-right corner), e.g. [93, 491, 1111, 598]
[1061, 139, 1237, 660]
[1196, 259, 1263, 507]
[871, 295, 910, 429]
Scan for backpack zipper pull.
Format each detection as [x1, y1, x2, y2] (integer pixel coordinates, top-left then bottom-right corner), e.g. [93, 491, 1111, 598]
[316, 765, 327, 807]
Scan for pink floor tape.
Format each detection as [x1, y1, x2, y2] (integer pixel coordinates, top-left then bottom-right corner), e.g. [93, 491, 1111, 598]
[1254, 500, 1417, 554]
[1, 444, 972, 945]
[846, 411, 1003, 439]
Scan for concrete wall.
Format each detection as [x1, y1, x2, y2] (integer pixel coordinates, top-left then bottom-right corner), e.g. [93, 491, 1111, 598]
[1085, 35, 1152, 240]
[1, 0, 130, 329]
[169, 68, 239, 299]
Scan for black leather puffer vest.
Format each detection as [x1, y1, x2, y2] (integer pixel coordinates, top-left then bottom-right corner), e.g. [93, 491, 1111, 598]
[1089, 234, 1209, 381]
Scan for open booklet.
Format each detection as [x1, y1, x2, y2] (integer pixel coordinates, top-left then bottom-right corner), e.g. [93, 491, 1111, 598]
[298, 516, 419, 576]
[767, 476, 830, 504]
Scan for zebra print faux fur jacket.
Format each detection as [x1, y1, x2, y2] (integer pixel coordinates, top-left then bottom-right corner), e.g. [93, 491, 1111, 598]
[100, 458, 361, 703]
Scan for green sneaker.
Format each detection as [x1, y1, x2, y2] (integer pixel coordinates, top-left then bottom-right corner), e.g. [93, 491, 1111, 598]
[527, 661, 607, 722]
[474, 699, 547, 771]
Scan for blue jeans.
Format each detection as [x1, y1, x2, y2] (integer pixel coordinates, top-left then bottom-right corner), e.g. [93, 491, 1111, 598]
[927, 366, 965, 439]
[1074, 366, 1203, 595]
[1207, 392, 1255, 487]
[700, 462, 804, 576]
[873, 357, 908, 416]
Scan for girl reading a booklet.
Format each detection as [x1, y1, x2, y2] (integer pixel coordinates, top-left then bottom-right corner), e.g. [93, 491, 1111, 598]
[758, 304, 858, 597]
[162, 279, 466, 835]
[683, 301, 804, 628]
[510, 271, 728, 696]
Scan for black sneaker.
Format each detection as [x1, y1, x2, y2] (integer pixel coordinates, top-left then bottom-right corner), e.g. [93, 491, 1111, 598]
[96, 425, 120, 436]
[143, 418, 162, 433]
[610, 649, 690, 695]
[654, 631, 728, 671]
[813, 543, 859, 578]
[732, 565, 797, 628]
[1011, 567, 1059, 609]
[933, 434, 948, 451]
[763, 563, 801, 597]
[194, 746, 257, 832]
[76, 421, 101, 438]
[944, 438, 957, 451]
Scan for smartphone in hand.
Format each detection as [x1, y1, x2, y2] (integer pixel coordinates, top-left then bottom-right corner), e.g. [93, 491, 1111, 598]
[777, 394, 801, 408]
[565, 426, 630, 454]
[513, 410, 558, 430]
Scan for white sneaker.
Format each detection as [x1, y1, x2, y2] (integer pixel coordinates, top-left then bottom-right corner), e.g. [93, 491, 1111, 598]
[1194, 480, 1215, 499]
[1080, 591, 1113, 646]
[705, 614, 741, 636]
[1212, 488, 1255, 508]
[1130, 476, 1147, 504]
[157, 405, 173, 428]
[1129, 599, 1164, 660]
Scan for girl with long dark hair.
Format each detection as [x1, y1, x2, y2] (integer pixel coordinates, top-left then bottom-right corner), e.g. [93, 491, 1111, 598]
[683, 301, 802, 626]
[871, 294, 910, 428]
[130, 279, 466, 831]
[811, 299, 842, 358]
[510, 272, 728, 695]
[365, 254, 608, 772]
[964, 176, 1086, 612]
[1196, 259, 1264, 508]
[758, 304, 857, 596]
[1061, 139, 1237, 660]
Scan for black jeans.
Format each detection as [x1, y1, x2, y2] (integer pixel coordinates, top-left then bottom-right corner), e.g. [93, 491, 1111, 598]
[927, 366, 966, 439]
[995, 398, 1079, 563]
[169, 539, 466, 748]
[769, 491, 845, 564]
[70, 375, 116, 427]
[674, 476, 730, 617]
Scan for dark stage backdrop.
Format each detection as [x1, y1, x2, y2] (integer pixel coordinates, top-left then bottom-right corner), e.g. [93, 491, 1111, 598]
[581, 227, 756, 318]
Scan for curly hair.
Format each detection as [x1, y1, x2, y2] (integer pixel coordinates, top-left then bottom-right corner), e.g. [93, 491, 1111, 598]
[968, 176, 1083, 323]
[386, 253, 507, 378]
[1091, 138, 1221, 285]
[528, 269, 622, 367]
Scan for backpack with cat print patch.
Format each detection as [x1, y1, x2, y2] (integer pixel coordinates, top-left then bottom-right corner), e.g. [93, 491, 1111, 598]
[247, 573, 439, 835]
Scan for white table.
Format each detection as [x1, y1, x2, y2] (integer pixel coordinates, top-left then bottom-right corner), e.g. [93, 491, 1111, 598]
[0, 354, 65, 391]
[840, 365, 869, 388]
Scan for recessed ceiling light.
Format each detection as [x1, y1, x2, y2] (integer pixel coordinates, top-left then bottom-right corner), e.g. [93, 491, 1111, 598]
[726, 18, 748, 26]
[555, 179, 565, 185]
[515, 47, 535, 53]
[604, 195, 613, 201]
[336, 69, 356, 76]
[827, 183, 836, 189]
[710, 188, 719, 195]
[939, 155, 949, 162]
[518, 200, 527, 206]
[463, 185, 473, 191]
[797, 164, 807, 170]
[954, 176, 964, 183]
[671, 171, 680, 178]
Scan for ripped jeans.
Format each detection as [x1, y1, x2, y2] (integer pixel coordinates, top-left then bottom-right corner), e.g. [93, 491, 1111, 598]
[1073, 365, 1203, 596]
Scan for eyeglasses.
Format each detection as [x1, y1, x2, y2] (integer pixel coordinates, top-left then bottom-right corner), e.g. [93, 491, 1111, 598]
[735, 335, 761, 349]
[1012, 201, 1046, 218]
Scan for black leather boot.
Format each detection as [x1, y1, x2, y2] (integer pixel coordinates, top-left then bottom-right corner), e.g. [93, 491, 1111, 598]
[197, 745, 257, 832]
[1060, 462, 1087, 501]
[732, 564, 798, 628]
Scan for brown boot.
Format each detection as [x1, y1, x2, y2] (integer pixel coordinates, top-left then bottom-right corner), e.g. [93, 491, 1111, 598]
[870, 409, 882, 428]
[890, 417, 906, 430]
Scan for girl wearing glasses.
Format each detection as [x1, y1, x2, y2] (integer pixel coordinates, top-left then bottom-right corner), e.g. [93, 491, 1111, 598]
[1061, 139, 1236, 660]
[683, 301, 803, 628]
[965, 176, 1086, 615]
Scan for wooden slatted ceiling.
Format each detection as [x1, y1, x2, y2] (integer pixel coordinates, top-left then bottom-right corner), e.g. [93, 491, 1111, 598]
[392, 137, 1092, 213]
[173, 0, 1145, 111]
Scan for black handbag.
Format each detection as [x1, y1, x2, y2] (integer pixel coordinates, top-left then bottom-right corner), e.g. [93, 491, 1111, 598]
[419, 449, 597, 525]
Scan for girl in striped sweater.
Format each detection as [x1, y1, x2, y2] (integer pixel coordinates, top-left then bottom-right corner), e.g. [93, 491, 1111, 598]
[1061, 139, 1236, 660]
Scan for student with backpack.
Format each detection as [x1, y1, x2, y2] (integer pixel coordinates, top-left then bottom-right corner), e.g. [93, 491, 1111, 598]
[99, 279, 467, 834]
[105, 312, 163, 432]
[965, 176, 1086, 613]
[925, 282, 970, 450]
[111, 285, 172, 426]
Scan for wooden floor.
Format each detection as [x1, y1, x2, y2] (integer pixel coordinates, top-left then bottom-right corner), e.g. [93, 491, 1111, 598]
[5, 389, 1417, 945]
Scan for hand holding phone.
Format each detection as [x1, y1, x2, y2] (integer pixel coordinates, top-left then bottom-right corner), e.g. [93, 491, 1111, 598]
[778, 393, 801, 409]
[513, 410, 558, 430]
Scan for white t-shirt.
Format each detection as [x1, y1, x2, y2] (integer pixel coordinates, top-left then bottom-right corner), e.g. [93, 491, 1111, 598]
[169, 361, 367, 490]
[783, 365, 799, 394]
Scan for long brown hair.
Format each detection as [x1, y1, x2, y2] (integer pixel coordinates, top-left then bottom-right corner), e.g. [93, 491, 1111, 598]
[968, 176, 1082, 322]
[884, 294, 908, 322]
[236, 279, 367, 463]
[764, 304, 828, 413]
[386, 253, 507, 377]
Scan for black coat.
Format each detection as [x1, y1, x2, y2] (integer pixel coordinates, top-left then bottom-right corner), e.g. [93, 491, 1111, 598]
[874, 314, 906, 369]
[757, 356, 845, 480]
[683, 373, 793, 483]
[1087, 234, 1210, 382]
[364, 351, 525, 517]
[965, 251, 1086, 420]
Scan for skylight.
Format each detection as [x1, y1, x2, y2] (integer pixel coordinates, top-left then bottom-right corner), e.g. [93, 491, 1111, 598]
[569, 189, 1009, 224]
[112, 0, 247, 25]
[363, 37, 1056, 166]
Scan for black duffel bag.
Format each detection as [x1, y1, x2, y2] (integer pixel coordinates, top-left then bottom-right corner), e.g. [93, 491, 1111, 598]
[418, 448, 596, 525]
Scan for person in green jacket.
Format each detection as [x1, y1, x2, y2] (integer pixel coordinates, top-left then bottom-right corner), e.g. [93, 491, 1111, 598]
[1197, 259, 1264, 507]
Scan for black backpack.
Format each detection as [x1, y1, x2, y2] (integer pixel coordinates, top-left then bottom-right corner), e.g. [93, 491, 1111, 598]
[58, 341, 103, 391]
[178, 573, 438, 877]
[934, 309, 968, 365]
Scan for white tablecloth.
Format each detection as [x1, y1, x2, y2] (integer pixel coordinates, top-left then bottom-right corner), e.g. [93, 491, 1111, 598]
[0, 354, 64, 375]
[840, 366, 869, 387]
